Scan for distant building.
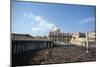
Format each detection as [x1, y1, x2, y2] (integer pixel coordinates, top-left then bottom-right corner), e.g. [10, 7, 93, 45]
[49, 27, 72, 45]
[71, 31, 96, 48]
[87, 31, 96, 48]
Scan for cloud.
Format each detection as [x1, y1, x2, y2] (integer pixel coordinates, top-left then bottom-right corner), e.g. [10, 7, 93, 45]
[31, 27, 41, 32]
[34, 16, 55, 29]
[79, 17, 95, 24]
[23, 13, 56, 32]
[23, 13, 35, 19]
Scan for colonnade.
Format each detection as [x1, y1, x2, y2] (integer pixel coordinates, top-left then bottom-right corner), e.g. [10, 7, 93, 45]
[12, 41, 53, 54]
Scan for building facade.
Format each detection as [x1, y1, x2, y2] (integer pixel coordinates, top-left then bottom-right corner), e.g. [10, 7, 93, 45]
[71, 31, 96, 48]
[49, 27, 72, 45]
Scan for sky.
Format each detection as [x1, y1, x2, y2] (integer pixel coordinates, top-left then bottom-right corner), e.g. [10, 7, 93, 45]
[12, 0, 96, 36]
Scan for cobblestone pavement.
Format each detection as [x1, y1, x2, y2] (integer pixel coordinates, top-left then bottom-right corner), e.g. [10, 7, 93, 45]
[31, 45, 96, 65]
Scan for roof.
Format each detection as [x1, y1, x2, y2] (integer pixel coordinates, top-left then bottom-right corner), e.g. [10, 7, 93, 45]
[12, 33, 52, 42]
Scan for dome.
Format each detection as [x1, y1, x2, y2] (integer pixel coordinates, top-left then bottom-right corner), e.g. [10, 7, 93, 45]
[50, 26, 60, 33]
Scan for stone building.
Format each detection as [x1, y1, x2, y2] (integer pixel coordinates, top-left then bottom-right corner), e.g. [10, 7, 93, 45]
[12, 33, 53, 54]
[71, 31, 96, 48]
[49, 27, 72, 45]
[87, 31, 96, 48]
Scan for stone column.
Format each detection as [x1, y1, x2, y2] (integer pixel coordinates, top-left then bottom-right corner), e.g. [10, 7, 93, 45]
[62, 36, 63, 42]
[14, 44, 16, 54]
[22, 43, 24, 51]
[54, 37, 55, 42]
[57, 35, 58, 42]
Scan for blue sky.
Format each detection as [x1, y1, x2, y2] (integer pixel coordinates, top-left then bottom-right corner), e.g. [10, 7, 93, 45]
[12, 1, 96, 36]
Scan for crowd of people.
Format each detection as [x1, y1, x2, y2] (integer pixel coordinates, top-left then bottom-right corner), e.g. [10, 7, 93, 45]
[12, 45, 95, 66]
[31, 45, 96, 65]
